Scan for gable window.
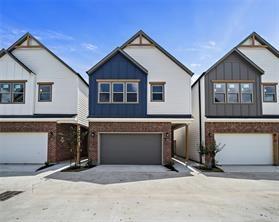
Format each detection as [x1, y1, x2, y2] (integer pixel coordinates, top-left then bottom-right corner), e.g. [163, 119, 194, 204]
[98, 82, 111, 103]
[126, 82, 138, 103]
[38, 83, 52, 102]
[214, 83, 226, 103]
[263, 84, 277, 102]
[241, 83, 253, 103]
[227, 83, 239, 103]
[0, 82, 25, 104]
[112, 82, 124, 103]
[151, 83, 165, 102]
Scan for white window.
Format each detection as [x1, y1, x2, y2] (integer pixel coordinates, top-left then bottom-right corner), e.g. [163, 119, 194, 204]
[151, 83, 165, 102]
[126, 82, 138, 103]
[98, 81, 139, 104]
[214, 83, 226, 103]
[263, 84, 277, 102]
[112, 82, 124, 103]
[98, 82, 111, 103]
[0, 82, 25, 104]
[227, 83, 239, 103]
[241, 83, 253, 103]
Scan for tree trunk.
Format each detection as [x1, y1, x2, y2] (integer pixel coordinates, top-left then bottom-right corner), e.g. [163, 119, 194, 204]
[76, 125, 81, 166]
[205, 155, 213, 169]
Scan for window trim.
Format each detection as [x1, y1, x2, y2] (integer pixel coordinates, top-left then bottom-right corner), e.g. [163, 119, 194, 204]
[227, 83, 240, 104]
[126, 82, 139, 103]
[98, 82, 111, 104]
[262, 83, 277, 103]
[150, 82, 165, 102]
[213, 83, 226, 104]
[0, 81, 26, 104]
[38, 83, 53, 102]
[112, 82, 125, 103]
[97, 80, 140, 104]
[240, 83, 253, 104]
[212, 81, 254, 104]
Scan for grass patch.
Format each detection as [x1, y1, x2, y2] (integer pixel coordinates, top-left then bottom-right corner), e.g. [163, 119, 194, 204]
[194, 166, 224, 172]
[61, 164, 96, 172]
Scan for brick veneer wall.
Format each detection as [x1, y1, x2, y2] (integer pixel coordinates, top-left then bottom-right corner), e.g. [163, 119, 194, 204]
[0, 122, 57, 162]
[0, 122, 87, 163]
[88, 122, 172, 165]
[205, 122, 279, 165]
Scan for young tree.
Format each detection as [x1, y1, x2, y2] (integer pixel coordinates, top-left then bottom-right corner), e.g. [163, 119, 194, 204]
[199, 140, 225, 169]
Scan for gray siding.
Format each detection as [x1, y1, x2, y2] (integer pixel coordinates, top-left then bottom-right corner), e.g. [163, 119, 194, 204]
[205, 51, 262, 117]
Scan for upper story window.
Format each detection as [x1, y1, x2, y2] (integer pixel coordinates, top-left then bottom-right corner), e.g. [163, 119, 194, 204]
[97, 80, 139, 104]
[98, 82, 111, 103]
[214, 82, 253, 104]
[126, 82, 138, 103]
[112, 82, 124, 103]
[227, 83, 239, 103]
[241, 83, 253, 103]
[0, 82, 25, 104]
[263, 84, 277, 102]
[38, 83, 52, 102]
[150, 82, 165, 102]
[214, 83, 226, 103]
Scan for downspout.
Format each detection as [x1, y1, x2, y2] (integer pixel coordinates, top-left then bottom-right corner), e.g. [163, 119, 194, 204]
[198, 80, 202, 164]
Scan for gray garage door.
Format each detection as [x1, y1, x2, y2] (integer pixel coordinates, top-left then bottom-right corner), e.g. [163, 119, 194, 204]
[100, 134, 162, 165]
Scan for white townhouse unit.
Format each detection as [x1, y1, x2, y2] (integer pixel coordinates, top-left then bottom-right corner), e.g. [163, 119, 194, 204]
[189, 32, 279, 165]
[0, 33, 88, 164]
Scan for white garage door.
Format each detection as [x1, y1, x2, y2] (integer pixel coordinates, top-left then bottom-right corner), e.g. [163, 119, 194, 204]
[0, 133, 48, 164]
[215, 134, 273, 165]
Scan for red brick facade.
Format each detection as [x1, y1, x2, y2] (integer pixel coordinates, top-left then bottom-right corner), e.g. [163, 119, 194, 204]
[88, 122, 172, 165]
[205, 122, 279, 165]
[0, 122, 87, 163]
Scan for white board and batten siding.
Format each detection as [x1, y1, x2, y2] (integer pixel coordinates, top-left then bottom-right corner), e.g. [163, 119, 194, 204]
[123, 36, 192, 115]
[2, 37, 89, 125]
[0, 53, 36, 115]
[0, 132, 48, 164]
[238, 44, 279, 115]
[215, 133, 273, 165]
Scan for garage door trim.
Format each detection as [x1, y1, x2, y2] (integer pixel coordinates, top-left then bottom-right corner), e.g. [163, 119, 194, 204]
[98, 132, 164, 165]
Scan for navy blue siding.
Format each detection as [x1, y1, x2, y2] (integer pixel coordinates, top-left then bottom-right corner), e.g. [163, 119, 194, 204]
[89, 52, 147, 117]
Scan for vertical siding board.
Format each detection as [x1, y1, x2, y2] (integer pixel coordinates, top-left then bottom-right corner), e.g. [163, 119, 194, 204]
[89, 52, 147, 117]
[205, 51, 262, 117]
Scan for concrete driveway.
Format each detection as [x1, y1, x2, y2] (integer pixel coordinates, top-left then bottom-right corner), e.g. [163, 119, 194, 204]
[0, 164, 278, 222]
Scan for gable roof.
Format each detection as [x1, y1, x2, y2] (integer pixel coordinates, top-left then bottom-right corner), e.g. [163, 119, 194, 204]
[237, 32, 279, 57]
[86, 47, 148, 75]
[191, 48, 264, 88]
[120, 30, 194, 76]
[0, 48, 35, 74]
[7, 32, 88, 86]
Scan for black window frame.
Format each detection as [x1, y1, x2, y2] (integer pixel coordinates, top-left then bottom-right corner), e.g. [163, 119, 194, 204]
[150, 82, 165, 102]
[263, 84, 277, 103]
[38, 83, 53, 102]
[0, 81, 25, 104]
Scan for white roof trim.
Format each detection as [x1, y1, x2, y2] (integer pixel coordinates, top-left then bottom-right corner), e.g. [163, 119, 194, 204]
[206, 118, 279, 122]
[0, 118, 77, 123]
[88, 118, 194, 124]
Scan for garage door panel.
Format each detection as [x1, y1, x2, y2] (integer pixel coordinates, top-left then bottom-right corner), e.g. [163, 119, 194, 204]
[0, 133, 48, 164]
[215, 134, 273, 165]
[101, 134, 162, 165]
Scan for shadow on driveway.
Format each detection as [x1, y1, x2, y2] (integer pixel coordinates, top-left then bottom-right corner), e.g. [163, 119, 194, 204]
[45, 165, 192, 185]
